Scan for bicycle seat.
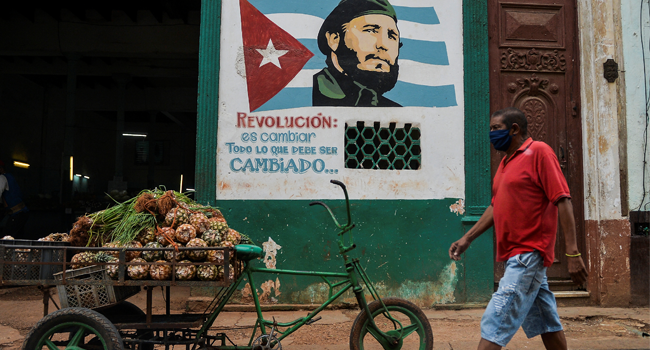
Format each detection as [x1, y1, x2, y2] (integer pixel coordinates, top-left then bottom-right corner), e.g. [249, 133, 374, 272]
[234, 244, 263, 262]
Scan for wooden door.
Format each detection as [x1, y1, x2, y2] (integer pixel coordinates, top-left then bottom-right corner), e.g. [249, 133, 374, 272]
[488, 0, 585, 287]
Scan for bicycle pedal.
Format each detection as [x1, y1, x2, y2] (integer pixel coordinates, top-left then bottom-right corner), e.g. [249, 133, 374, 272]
[305, 316, 322, 325]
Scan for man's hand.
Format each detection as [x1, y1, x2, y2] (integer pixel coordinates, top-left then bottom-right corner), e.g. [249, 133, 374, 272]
[448, 205, 494, 261]
[567, 255, 588, 285]
[449, 237, 470, 260]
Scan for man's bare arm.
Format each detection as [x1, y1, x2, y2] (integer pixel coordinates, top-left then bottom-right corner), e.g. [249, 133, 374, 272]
[557, 197, 588, 284]
[449, 205, 494, 260]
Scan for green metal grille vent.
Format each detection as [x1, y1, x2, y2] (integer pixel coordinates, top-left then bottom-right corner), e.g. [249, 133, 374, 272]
[345, 122, 421, 170]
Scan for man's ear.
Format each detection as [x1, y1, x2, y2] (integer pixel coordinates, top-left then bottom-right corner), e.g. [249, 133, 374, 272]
[511, 123, 520, 136]
[326, 32, 340, 51]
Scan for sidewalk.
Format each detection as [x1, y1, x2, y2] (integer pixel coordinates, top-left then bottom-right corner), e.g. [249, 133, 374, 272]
[0, 286, 648, 350]
[205, 306, 649, 350]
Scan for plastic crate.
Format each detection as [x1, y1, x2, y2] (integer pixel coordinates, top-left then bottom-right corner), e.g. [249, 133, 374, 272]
[54, 265, 141, 309]
[0, 239, 70, 280]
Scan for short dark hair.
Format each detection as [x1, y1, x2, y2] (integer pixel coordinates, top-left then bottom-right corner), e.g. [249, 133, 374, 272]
[492, 107, 528, 136]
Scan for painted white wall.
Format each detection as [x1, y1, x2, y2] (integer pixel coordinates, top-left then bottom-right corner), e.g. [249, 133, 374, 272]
[216, 0, 465, 200]
[622, 0, 650, 212]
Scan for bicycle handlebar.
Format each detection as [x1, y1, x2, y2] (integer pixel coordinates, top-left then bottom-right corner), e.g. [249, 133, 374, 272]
[310, 180, 355, 256]
[330, 179, 346, 190]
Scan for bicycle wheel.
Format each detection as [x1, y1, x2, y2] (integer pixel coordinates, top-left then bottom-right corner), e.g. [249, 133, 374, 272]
[350, 297, 433, 350]
[22, 307, 124, 350]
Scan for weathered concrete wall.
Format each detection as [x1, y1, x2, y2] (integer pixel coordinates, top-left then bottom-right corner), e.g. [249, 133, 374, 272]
[622, 0, 650, 212]
[578, 0, 641, 306]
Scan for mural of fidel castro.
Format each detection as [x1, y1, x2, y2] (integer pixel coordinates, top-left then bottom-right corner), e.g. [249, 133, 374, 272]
[313, 0, 401, 107]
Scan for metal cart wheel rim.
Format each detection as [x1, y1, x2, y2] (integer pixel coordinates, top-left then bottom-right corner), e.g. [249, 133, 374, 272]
[36, 321, 108, 350]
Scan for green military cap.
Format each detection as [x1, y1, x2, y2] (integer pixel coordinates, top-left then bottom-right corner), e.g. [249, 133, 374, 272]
[317, 0, 398, 55]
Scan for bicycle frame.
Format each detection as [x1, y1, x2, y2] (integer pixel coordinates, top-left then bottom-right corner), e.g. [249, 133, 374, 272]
[196, 180, 405, 349]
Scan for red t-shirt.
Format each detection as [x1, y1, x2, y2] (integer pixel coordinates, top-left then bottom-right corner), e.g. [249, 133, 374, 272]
[491, 138, 571, 267]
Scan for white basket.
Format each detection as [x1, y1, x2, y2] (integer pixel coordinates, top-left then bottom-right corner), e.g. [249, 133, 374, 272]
[54, 265, 140, 309]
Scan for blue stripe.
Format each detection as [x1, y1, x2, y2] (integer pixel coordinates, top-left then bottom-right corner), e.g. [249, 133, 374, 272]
[383, 82, 457, 107]
[255, 88, 312, 111]
[393, 6, 439, 25]
[299, 38, 449, 69]
[248, 0, 440, 25]
[254, 83, 457, 112]
[248, 0, 337, 19]
[400, 39, 449, 65]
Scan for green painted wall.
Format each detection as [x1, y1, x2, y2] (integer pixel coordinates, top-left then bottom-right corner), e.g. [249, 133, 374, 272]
[195, 0, 494, 304]
[215, 199, 492, 306]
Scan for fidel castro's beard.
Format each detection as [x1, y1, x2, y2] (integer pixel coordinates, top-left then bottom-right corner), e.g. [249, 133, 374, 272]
[335, 41, 399, 95]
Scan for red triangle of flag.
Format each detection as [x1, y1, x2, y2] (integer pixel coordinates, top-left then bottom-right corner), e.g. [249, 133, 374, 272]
[240, 0, 314, 112]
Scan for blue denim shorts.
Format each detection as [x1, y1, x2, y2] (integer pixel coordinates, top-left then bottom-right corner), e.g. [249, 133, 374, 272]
[480, 250, 563, 347]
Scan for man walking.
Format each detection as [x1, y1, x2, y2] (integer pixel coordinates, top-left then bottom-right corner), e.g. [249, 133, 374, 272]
[449, 107, 588, 349]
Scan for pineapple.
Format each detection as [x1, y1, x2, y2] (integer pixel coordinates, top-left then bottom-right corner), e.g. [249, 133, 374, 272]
[136, 227, 156, 245]
[103, 242, 122, 258]
[175, 260, 196, 281]
[208, 219, 229, 236]
[189, 213, 209, 234]
[201, 230, 222, 247]
[125, 241, 143, 262]
[186, 238, 208, 261]
[46, 233, 70, 242]
[197, 265, 220, 281]
[127, 258, 150, 280]
[208, 208, 225, 220]
[71, 252, 96, 269]
[164, 244, 186, 261]
[164, 207, 189, 228]
[158, 227, 176, 246]
[225, 264, 235, 281]
[94, 252, 114, 264]
[150, 260, 172, 280]
[105, 256, 119, 280]
[175, 224, 196, 244]
[206, 249, 224, 265]
[142, 242, 164, 262]
[224, 229, 242, 246]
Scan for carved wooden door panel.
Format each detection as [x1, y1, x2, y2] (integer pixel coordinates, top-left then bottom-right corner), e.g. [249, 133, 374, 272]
[488, 0, 585, 286]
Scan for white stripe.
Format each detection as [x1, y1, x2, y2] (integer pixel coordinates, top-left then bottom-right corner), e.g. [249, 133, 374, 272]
[285, 60, 454, 88]
[390, 0, 440, 7]
[398, 20, 446, 42]
[266, 14, 445, 43]
[398, 59, 454, 86]
[266, 13, 323, 40]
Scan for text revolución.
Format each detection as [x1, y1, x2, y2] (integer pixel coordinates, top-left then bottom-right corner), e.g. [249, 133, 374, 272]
[237, 112, 338, 129]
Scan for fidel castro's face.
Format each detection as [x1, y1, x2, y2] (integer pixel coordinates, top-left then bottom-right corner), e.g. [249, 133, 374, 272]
[342, 14, 400, 73]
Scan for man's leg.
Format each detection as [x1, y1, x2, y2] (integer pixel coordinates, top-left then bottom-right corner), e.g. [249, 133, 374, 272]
[480, 251, 545, 348]
[541, 330, 567, 349]
[522, 276, 566, 350]
[478, 338, 502, 350]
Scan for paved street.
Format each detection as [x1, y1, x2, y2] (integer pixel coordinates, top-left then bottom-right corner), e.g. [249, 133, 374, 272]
[0, 286, 648, 349]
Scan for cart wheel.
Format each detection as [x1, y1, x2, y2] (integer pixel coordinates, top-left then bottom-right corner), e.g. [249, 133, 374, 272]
[98, 302, 154, 350]
[99, 301, 146, 324]
[350, 298, 433, 350]
[22, 307, 124, 350]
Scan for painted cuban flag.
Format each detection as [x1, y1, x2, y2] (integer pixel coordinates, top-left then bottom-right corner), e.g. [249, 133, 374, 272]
[242, 0, 460, 112]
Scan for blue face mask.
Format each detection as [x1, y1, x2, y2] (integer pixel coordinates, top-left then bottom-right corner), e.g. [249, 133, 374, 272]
[490, 129, 512, 152]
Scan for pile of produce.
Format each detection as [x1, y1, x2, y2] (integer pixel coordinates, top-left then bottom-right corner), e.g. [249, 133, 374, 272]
[45, 188, 251, 281]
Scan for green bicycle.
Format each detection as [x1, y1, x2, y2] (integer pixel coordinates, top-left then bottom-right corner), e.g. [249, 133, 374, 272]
[197, 180, 434, 350]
